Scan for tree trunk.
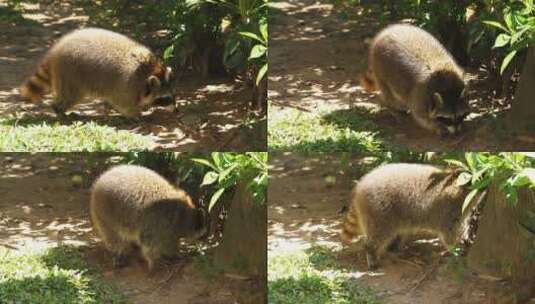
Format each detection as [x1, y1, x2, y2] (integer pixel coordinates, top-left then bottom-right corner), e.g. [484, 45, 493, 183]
[466, 181, 535, 301]
[507, 46, 535, 136]
[213, 179, 267, 300]
[252, 71, 268, 114]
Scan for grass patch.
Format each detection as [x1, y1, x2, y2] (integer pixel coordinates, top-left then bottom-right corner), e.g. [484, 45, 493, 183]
[268, 106, 384, 152]
[0, 246, 125, 304]
[268, 246, 381, 304]
[0, 120, 152, 151]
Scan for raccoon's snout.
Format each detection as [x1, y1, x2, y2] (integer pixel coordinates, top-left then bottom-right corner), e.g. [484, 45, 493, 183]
[437, 115, 466, 135]
[153, 95, 175, 106]
[152, 94, 177, 112]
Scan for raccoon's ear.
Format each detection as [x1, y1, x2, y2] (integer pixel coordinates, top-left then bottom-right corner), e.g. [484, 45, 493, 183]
[146, 75, 161, 96]
[433, 92, 444, 107]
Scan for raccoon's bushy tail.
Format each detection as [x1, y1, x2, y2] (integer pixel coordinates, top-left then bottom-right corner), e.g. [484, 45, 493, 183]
[359, 70, 377, 92]
[19, 60, 51, 102]
[340, 191, 363, 245]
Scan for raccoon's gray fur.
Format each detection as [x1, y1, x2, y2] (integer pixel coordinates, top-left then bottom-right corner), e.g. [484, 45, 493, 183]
[361, 24, 470, 136]
[20, 28, 175, 118]
[340, 163, 469, 269]
[90, 165, 205, 272]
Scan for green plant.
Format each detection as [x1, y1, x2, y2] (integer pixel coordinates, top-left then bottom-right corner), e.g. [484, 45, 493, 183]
[484, 0, 535, 73]
[0, 120, 151, 152]
[193, 152, 268, 211]
[268, 246, 380, 304]
[446, 152, 535, 212]
[219, 0, 268, 82]
[0, 246, 125, 303]
[239, 22, 268, 85]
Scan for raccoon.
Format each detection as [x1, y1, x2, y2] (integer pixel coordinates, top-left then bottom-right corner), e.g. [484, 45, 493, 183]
[90, 165, 205, 272]
[19, 28, 176, 118]
[340, 163, 469, 270]
[361, 24, 470, 136]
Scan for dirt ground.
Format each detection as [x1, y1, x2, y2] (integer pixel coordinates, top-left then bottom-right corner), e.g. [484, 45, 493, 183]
[269, 0, 535, 151]
[0, 1, 266, 151]
[0, 154, 261, 304]
[268, 153, 532, 304]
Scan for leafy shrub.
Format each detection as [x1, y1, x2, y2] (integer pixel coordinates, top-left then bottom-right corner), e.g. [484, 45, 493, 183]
[193, 152, 268, 210]
[483, 0, 535, 73]
[162, 0, 268, 86]
[445, 152, 535, 212]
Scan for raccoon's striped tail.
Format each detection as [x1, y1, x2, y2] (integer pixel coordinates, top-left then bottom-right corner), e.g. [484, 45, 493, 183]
[19, 60, 51, 102]
[359, 70, 377, 92]
[340, 197, 363, 245]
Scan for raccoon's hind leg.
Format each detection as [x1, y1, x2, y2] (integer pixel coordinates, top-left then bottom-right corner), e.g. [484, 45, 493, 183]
[374, 79, 403, 111]
[51, 82, 81, 118]
[364, 238, 379, 270]
[93, 221, 133, 268]
[364, 230, 395, 270]
[140, 245, 161, 273]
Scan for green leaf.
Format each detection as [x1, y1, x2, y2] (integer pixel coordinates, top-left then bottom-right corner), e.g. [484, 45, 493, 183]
[505, 12, 514, 31]
[511, 25, 531, 44]
[444, 159, 469, 171]
[260, 23, 268, 42]
[208, 188, 226, 212]
[201, 171, 219, 186]
[456, 172, 473, 186]
[239, 31, 264, 43]
[249, 45, 267, 60]
[482, 20, 509, 32]
[472, 167, 489, 183]
[163, 45, 174, 61]
[505, 187, 518, 206]
[462, 189, 479, 214]
[191, 158, 217, 171]
[500, 50, 517, 74]
[218, 163, 238, 183]
[212, 152, 222, 170]
[472, 176, 492, 190]
[465, 153, 477, 171]
[256, 63, 268, 86]
[493, 33, 510, 48]
[518, 168, 535, 187]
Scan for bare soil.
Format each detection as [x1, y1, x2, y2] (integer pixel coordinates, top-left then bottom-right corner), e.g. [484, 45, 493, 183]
[0, 154, 261, 304]
[268, 153, 531, 304]
[0, 1, 266, 151]
[269, 0, 535, 151]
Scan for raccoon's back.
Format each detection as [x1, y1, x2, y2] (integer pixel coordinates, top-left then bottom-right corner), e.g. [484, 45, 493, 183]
[355, 163, 451, 213]
[91, 165, 181, 209]
[369, 24, 462, 94]
[371, 24, 458, 74]
[47, 28, 152, 92]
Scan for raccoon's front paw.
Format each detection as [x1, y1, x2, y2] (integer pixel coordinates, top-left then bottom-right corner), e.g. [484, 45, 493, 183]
[435, 126, 450, 138]
[51, 105, 67, 119]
